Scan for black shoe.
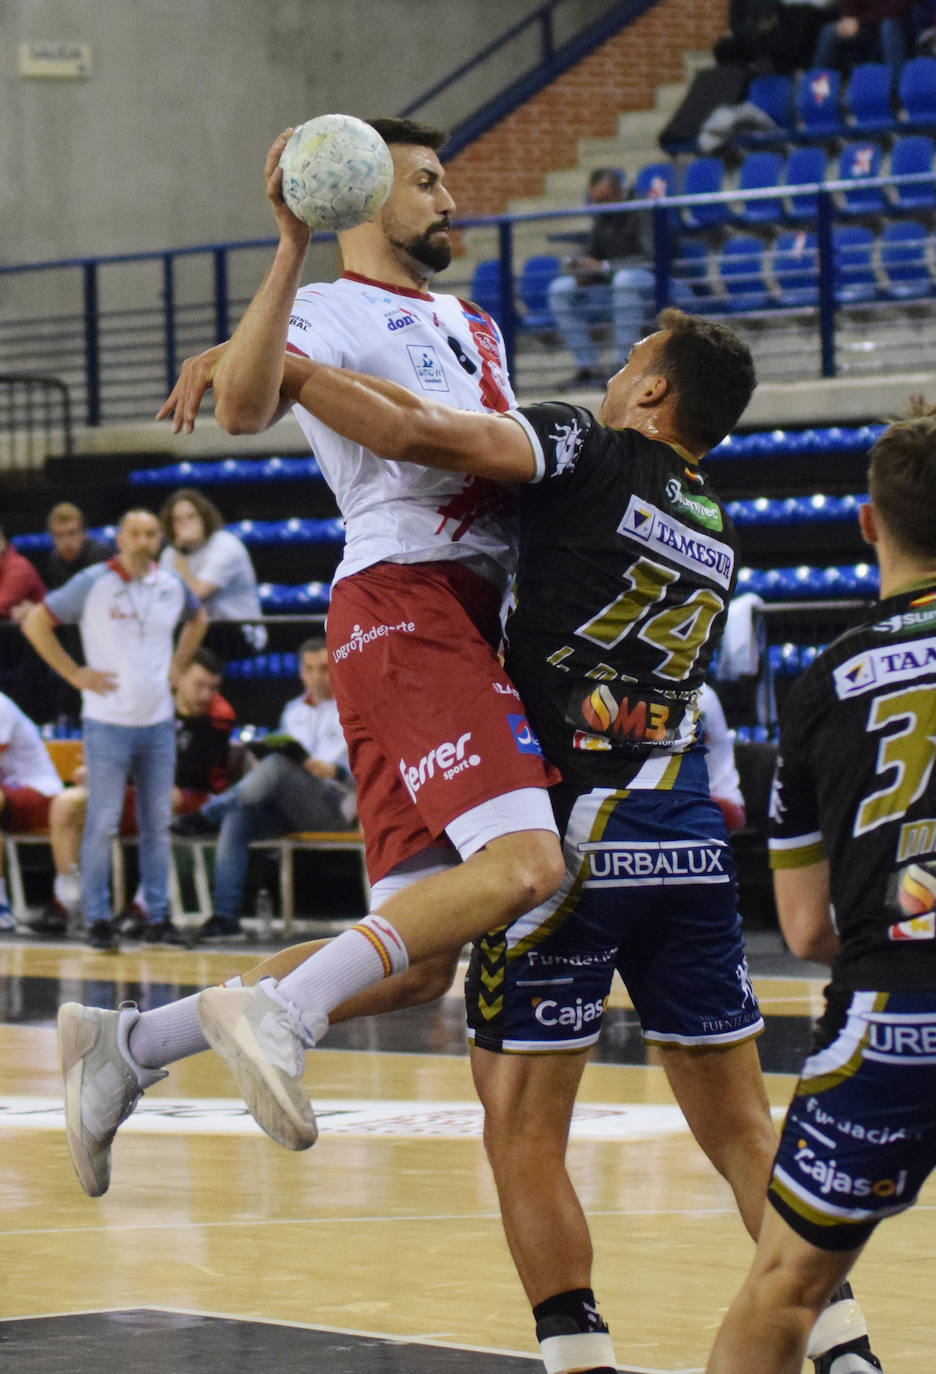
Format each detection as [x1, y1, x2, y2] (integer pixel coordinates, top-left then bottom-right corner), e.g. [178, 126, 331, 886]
[115, 903, 148, 939]
[170, 811, 219, 838]
[812, 1341, 883, 1373]
[25, 901, 69, 937]
[196, 914, 244, 941]
[812, 1282, 884, 1374]
[87, 920, 119, 952]
[142, 920, 189, 947]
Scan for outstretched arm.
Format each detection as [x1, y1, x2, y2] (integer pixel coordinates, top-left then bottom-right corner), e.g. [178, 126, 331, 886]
[281, 352, 537, 481]
[210, 129, 312, 435]
[158, 130, 312, 436]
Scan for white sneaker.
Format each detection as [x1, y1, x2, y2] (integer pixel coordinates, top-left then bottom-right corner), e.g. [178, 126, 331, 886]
[197, 981, 324, 1151]
[57, 1002, 167, 1196]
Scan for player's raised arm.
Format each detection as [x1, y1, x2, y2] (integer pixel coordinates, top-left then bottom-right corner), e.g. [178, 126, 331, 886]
[282, 353, 536, 481]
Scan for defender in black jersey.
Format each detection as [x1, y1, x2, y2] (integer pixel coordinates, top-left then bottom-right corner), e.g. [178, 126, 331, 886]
[271, 310, 877, 1374]
[707, 409, 936, 1373]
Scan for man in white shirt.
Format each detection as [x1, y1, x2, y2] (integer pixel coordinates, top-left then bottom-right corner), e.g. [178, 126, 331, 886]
[20, 508, 207, 949]
[0, 691, 64, 929]
[172, 637, 356, 938]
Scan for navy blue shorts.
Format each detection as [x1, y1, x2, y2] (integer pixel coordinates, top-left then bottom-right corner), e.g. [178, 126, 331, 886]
[769, 988, 936, 1251]
[465, 776, 764, 1053]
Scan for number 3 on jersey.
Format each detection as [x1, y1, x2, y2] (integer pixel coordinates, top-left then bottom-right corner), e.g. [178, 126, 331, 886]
[856, 684, 936, 835]
[574, 554, 725, 681]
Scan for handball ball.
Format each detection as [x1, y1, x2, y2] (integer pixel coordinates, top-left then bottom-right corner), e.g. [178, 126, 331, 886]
[278, 114, 393, 231]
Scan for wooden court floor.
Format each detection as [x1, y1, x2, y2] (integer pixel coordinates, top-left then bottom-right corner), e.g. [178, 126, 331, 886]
[1, 935, 932, 1373]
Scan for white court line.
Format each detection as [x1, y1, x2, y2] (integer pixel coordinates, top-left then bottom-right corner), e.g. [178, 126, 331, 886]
[0, 1302, 705, 1373]
[2, 1204, 743, 1239]
[1, 1095, 746, 1140]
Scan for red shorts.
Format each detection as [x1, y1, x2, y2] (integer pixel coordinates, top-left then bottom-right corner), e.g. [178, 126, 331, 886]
[0, 784, 55, 832]
[327, 560, 560, 883]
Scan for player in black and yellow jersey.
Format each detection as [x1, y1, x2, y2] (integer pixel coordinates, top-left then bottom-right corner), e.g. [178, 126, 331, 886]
[707, 405, 936, 1372]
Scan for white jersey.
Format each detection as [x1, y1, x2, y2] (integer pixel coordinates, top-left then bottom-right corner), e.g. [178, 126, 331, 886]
[0, 692, 63, 797]
[286, 272, 518, 593]
[45, 560, 200, 727]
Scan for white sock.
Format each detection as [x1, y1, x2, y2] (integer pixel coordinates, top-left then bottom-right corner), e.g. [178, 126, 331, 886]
[131, 883, 148, 916]
[125, 975, 245, 1069]
[805, 1294, 868, 1359]
[539, 1330, 617, 1374]
[53, 868, 81, 912]
[128, 994, 208, 1068]
[276, 912, 409, 1019]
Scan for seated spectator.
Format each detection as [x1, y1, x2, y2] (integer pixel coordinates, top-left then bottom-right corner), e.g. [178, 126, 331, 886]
[548, 168, 656, 388]
[715, 0, 836, 75]
[172, 636, 356, 939]
[28, 647, 240, 938]
[0, 525, 45, 624]
[44, 503, 111, 589]
[0, 690, 65, 930]
[813, 0, 916, 86]
[158, 488, 265, 654]
[699, 681, 747, 834]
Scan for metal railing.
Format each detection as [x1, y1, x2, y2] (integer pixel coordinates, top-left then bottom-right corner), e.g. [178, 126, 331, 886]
[1, 169, 935, 436]
[0, 372, 73, 469]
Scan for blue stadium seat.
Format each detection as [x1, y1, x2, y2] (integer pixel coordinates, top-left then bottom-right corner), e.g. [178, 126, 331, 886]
[632, 161, 678, 230]
[517, 254, 560, 331]
[633, 160, 676, 201]
[733, 151, 784, 225]
[718, 236, 771, 312]
[844, 62, 894, 134]
[783, 145, 828, 221]
[772, 230, 819, 307]
[745, 73, 795, 143]
[833, 225, 878, 302]
[878, 220, 933, 298]
[468, 259, 503, 318]
[898, 56, 936, 130]
[796, 67, 845, 140]
[670, 237, 714, 303]
[836, 141, 886, 214]
[679, 156, 728, 231]
[888, 134, 936, 211]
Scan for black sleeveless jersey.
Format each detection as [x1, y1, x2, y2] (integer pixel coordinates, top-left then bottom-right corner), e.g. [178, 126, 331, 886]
[504, 403, 737, 790]
[770, 580, 936, 990]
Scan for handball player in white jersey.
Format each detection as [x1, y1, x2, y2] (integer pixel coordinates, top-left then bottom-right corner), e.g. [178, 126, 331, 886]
[158, 117, 564, 1084]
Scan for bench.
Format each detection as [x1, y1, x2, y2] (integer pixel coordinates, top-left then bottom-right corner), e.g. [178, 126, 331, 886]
[169, 830, 369, 933]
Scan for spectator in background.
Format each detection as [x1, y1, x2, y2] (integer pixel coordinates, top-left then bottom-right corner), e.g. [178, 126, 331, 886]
[548, 168, 656, 389]
[158, 488, 265, 655]
[44, 503, 111, 590]
[715, 0, 835, 75]
[28, 647, 240, 939]
[0, 689, 65, 930]
[0, 525, 45, 624]
[813, 0, 916, 86]
[44, 503, 112, 729]
[19, 508, 208, 950]
[172, 636, 356, 940]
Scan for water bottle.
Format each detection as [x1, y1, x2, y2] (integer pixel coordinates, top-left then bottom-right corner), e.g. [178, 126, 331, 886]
[256, 887, 274, 942]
